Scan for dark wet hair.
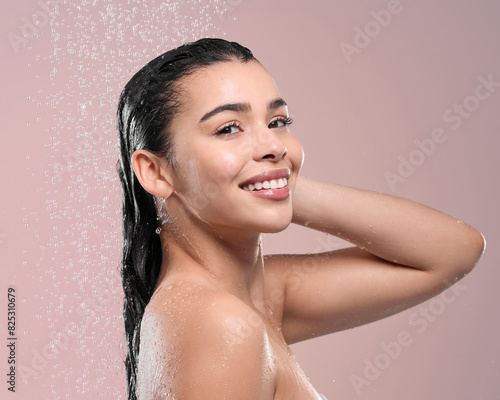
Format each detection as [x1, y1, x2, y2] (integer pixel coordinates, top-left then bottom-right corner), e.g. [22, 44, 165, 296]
[116, 38, 256, 399]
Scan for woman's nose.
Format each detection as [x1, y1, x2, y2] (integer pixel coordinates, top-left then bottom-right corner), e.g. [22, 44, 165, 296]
[252, 129, 287, 161]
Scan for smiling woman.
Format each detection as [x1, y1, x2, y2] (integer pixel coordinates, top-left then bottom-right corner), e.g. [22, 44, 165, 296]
[116, 38, 485, 400]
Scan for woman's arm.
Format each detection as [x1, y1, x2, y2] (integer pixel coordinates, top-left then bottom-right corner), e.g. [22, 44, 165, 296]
[292, 177, 485, 273]
[266, 176, 485, 344]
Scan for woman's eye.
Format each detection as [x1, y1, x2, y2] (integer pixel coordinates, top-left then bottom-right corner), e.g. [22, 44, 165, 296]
[269, 120, 284, 129]
[269, 117, 293, 129]
[215, 123, 241, 135]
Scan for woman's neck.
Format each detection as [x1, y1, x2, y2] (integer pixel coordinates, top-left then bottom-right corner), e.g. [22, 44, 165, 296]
[155, 222, 267, 311]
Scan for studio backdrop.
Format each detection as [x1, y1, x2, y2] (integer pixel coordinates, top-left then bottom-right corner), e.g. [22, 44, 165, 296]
[2, 0, 499, 399]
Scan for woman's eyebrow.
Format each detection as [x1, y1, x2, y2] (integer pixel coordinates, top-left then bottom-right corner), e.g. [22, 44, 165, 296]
[199, 98, 288, 124]
[268, 98, 287, 110]
[199, 103, 251, 123]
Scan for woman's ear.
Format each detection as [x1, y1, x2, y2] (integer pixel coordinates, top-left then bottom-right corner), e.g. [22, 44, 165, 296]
[132, 149, 175, 197]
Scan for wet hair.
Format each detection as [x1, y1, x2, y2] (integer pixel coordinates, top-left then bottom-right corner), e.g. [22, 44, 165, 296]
[116, 38, 256, 399]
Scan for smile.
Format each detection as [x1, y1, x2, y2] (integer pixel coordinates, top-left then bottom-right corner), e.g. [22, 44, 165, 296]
[238, 168, 291, 200]
[241, 178, 288, 191]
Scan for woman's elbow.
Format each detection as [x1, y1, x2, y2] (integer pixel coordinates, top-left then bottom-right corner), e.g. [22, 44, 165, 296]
[453, 224, 486, 277]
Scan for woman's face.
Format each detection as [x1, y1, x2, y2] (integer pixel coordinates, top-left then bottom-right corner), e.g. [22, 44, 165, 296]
[165, 60, 303, 236]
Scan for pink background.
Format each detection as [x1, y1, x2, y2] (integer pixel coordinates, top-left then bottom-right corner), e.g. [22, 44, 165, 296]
[1, 0, 499, 399]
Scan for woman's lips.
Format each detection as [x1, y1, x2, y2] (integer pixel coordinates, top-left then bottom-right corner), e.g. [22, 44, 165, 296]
[242, 186, 290, 200]
[239, 169, 291, 200]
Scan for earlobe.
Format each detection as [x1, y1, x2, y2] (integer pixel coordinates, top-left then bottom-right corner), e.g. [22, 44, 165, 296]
[131, 149, 175, 197]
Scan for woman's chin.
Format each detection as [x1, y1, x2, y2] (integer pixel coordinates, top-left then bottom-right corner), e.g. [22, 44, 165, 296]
[252, 214, 293, 234]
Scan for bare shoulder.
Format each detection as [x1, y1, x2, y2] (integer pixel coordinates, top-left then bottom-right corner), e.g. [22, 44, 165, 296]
[137, 278, 276, 400]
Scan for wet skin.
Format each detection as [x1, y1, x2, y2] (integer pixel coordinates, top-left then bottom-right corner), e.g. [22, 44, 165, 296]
[131, 60, 485, 399]
[133, 60, 321, 399]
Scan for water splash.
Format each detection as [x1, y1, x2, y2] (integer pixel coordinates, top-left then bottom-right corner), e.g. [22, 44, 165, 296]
[21, 0, 230, 397]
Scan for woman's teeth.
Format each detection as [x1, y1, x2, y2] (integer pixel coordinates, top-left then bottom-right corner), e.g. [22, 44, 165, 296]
[242, 178, 288, 191]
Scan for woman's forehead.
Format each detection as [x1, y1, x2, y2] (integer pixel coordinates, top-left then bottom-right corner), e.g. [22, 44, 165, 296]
[181, 60, 281, 109]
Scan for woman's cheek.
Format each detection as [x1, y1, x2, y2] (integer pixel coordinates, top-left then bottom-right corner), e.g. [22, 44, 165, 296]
[201, 145, 244, 186]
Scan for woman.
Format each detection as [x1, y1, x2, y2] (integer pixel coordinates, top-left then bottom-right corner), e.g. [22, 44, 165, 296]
[116, 38, 485, 399]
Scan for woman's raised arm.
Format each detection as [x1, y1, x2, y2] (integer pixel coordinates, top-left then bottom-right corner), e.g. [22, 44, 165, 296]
[292, 177, 485, 273]
[266, 176, 485, 344]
